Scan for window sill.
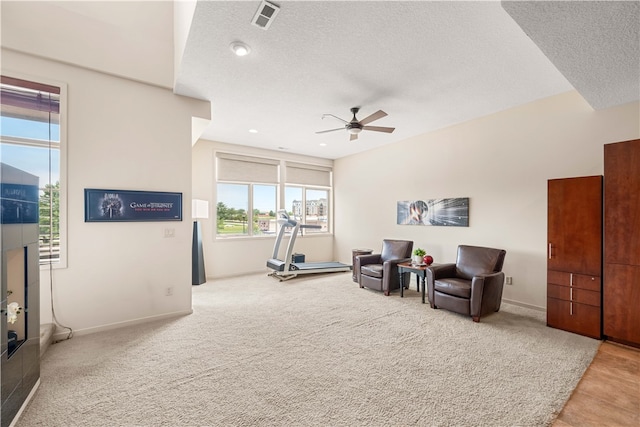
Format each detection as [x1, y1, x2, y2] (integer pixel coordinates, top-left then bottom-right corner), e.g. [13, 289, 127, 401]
[215, 233, 333, 241]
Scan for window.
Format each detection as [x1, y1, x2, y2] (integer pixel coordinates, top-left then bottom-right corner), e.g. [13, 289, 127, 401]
[216, 154, 278, 237]
[1, 76, 65, 265]
[284, 162, 332, 234]
[215, 153, 332, 238]
[304, 188, 329, 233]
[283, 186, 329, 234]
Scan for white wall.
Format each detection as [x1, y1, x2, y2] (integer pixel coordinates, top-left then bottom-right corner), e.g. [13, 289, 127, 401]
[1, 1, 174, 88]
[334, 91, 640, 309]
[2, 49, 210, 337]
[192, 140, 335, 279]
[174, 0, 198, 87]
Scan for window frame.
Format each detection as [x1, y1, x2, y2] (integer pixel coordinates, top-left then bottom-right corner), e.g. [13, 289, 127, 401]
[0, 73, 68, 268]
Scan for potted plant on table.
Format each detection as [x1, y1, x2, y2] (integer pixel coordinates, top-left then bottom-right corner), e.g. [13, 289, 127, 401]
[412, 248, 426, 264]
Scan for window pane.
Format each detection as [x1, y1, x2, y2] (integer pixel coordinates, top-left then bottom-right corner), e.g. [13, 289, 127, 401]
[253, 184, 276, 236]
[216, 183, 249, 236]
[0, 143, 60, 183]
[1, 116, 60, 142]
[39, 184, 60, 262]
[284, 186, 303, 222]
[305, 189, 328, 233]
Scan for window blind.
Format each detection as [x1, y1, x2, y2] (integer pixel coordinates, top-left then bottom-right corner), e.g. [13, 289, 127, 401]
[216, 153, 279, 183]
[1, 76, 60, 124]
[286, 162, 332, 187]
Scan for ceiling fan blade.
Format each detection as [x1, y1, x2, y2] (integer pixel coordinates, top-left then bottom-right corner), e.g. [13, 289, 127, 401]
[322, 114, 349, 124]
[350, 133, 358, 141]
[316, 127, 345, 134]
[363, 125, 395, 133]
[359, 110, 387, 125]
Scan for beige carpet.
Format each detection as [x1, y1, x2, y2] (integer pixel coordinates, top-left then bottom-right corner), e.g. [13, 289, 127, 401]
[17, 272, 599, 426]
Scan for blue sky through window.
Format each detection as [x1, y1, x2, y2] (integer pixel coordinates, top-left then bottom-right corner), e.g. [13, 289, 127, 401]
[1, 116, 60, 141]
[1, 117, 60, 185]
[217, 183, 277, 213]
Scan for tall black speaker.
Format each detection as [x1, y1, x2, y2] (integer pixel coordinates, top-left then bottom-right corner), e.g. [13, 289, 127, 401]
[192, 220, 206, 285]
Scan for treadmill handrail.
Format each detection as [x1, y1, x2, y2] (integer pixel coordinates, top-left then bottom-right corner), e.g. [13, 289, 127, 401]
[276, 209, 321, 229]
[300, 223, 321, 229]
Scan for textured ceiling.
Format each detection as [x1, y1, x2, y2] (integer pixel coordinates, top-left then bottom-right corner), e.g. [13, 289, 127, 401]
[175, 1, 639, 159]
[3, 1, 637, 160]
[502, 0, 640, 110]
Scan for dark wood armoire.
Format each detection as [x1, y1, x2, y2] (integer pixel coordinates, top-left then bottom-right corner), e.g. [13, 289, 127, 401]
[604, 139, 640, 348]
[547, 176, 602, 339]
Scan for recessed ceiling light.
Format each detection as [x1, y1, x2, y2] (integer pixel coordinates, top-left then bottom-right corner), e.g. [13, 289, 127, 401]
[249, 129, 258, 133]
[230, 42, 251, 57]
[319, 143, 327, 146]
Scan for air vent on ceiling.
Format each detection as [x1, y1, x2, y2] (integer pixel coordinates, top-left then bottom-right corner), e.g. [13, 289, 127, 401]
[251, 1, 280, 30]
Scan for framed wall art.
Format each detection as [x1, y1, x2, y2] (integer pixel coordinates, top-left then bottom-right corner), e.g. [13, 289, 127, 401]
[397, 197, 469, 227]
[84, 189, 182, 222]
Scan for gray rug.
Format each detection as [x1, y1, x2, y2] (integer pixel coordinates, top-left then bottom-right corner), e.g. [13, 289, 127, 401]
[17, 272, 599, 426]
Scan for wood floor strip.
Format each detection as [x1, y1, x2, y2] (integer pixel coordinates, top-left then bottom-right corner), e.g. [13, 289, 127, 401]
[553, 341, 640, 427]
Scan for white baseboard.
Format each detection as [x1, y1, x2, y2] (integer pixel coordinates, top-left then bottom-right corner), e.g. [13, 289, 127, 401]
[502, 298, 545, 312]
[51, 309, 193, 342]
[9, 378, 40, 427]
[40, 323, 55, 357]
[208, 269, 268, 280]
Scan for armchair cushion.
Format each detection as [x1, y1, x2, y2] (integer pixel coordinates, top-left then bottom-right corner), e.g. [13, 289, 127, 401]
[434, 278, 471, 299]
[361, 264, 383, 279]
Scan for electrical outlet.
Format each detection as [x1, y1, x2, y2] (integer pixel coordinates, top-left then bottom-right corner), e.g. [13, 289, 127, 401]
[165, 287, 173, 296]
[506, 276, 513, 285]
[164, 228, 175, 238]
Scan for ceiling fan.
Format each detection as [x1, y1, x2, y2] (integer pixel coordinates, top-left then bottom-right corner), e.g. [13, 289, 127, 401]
[316, 107, 395, 141]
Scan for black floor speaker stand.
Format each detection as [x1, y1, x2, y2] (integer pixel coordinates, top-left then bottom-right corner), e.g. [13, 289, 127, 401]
[192, 220, 206, 285]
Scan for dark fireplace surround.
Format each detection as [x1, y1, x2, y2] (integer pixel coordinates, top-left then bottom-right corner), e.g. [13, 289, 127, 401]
[1, 163, 40, 427]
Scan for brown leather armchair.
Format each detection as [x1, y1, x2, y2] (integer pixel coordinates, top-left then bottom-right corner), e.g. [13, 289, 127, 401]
[356, 239, 413, 295]
[426, 245, 506, 322]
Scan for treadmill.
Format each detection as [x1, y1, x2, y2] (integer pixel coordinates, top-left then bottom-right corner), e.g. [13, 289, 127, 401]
[267, 210, 351, 281]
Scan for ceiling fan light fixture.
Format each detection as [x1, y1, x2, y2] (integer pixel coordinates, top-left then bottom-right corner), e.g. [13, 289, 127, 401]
[230, 42, 251, 57]
[316, 107, 393, 141]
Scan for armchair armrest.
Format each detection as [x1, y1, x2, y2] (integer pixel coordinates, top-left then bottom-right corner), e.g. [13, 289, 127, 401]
[380, 257, 413, 294]
[355, 253, 382, 284]
[426, 263, 456, 280]
[357, 253, 382, 266]
[382, 257, 412, 275]
[470, 271, 506, 317]
[425, 263, 456, 307]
